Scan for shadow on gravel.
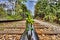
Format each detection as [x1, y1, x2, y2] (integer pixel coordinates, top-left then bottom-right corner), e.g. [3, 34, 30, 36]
[0, 20, 21, 23]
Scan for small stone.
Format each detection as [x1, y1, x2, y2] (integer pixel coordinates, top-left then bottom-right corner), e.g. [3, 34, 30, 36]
[42, 34, 45, 37]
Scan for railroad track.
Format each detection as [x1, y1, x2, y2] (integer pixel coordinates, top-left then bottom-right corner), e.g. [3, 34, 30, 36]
[0, 19, 60, 40]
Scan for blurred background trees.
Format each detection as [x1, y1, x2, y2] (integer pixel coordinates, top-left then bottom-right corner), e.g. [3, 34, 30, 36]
[0, 0, 60, 24]
[0, 0, 28, 20]
[35, 0, 60, 24]
[0, 7, 7, 18]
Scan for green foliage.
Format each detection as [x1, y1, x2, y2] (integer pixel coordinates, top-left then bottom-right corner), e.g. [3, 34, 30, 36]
[15, 2, 28, 19]
[0, 7, 7, 18]
[26, 12, 34, 24]
[26, 26, 33, 31]
[44, 13, 57, 22]
[0, 0, 28, 20]
[56, 9, 60, 18]
[6, 16, 14, 20]
[6, 15, 23, 20]
[35, 0, 60, 23]
[17, 0, 27, 3]
[26, 12, 34, 31]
